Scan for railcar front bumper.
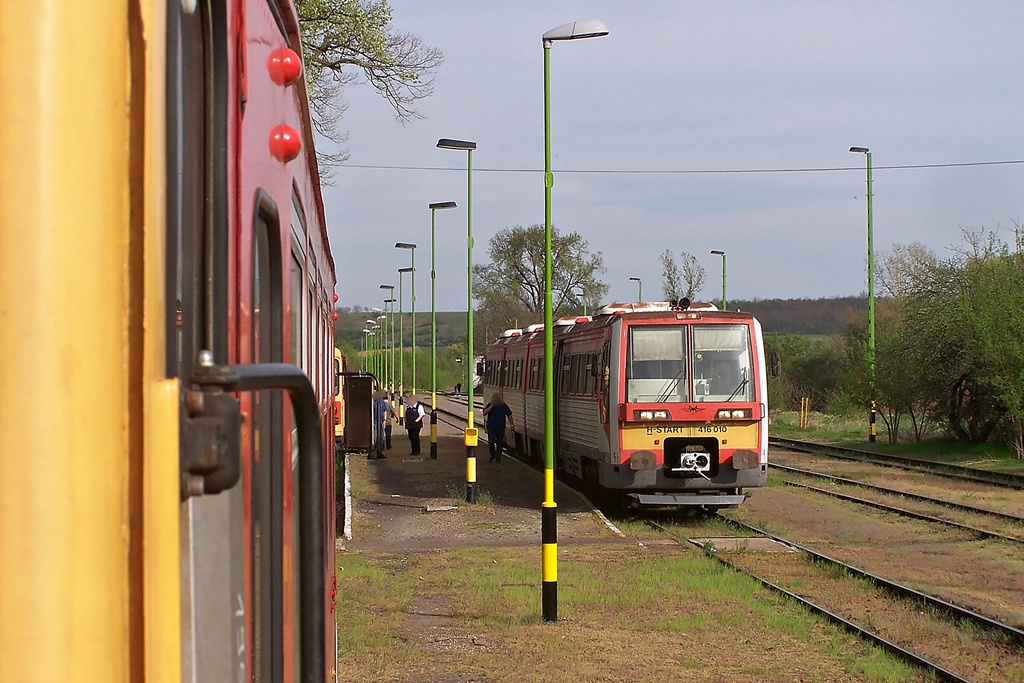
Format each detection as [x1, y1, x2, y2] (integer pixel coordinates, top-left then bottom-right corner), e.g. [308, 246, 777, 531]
[628, 492, 748, 506]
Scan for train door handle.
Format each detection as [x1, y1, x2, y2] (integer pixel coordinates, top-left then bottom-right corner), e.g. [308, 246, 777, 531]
[186, 351, 327, 683]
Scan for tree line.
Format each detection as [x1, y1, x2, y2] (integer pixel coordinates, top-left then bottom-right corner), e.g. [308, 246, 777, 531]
[769, 228, 1024, 457]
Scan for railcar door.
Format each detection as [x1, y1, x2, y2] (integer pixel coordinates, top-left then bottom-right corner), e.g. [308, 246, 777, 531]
[166, 2, 248, 680]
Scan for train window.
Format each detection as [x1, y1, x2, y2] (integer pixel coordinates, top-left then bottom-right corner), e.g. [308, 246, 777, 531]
[290, 253, 303, 371]
[561, 358, 571, 395]
[692, 325, 754, 402]
[626, 327, 688, 403]
[252, 200, 285, 682]
[591, 353, 599, 395]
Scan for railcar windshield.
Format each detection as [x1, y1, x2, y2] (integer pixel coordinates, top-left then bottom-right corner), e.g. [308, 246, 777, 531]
[626, 327, 689, 402]
[692, 325, 754, 402]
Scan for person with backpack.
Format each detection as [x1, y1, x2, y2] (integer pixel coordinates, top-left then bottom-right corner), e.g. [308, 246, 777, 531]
[405, 394, 426, 455]
[482, 392, 514, 462]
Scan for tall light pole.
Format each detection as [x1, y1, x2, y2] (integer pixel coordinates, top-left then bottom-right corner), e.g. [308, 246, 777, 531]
[378, 286, 394, 392]
[428, 201, 457, 459]
[573, 286, 587, 316]
[437, 137, 478, 502]
[850, 146, 876, 443]
[398, 267, 412, 412]
[379, 313, 389, 381]
[542, 18, 608, 623]
[362, 327, 374, 377]
[397, 243, 417, 394]
[365, 319, 378, 377]
[710, 250, 727, 310]
[629, 276, 642, 303]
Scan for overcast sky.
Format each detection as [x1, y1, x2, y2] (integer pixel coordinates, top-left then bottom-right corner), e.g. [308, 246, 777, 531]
[320, 1, 1024, 312]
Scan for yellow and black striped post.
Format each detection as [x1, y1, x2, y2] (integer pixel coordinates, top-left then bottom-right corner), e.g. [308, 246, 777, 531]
[542, 482, 558, 620]
[430, 406, 438, 459]
[465, 427, 478, 502]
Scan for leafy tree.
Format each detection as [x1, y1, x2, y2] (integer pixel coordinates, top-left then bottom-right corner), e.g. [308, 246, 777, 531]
[473, 224, 608, 345]
[296, 0, 443, 170]
[660, 249, 683, 300]
[657, 250, 705, 301]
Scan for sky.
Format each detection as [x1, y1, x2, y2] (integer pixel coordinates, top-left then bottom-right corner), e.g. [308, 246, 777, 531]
[320, 1, 1024, 313]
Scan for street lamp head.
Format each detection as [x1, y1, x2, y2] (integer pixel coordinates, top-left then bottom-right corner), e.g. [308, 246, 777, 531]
[628, 276, 641, 282]
[436, 138, 477, 151]
[711, 250, 725, 256]
[849, 146, 870, 154]
[429, 201, 457, 210]
[384, 298, 396, 304]
[543, 19, 609, 44]
[398, 267, 413, 273]
[379, 284, 394, 291]
[395, 242, 417, 250]
[366, 319, 377, 326]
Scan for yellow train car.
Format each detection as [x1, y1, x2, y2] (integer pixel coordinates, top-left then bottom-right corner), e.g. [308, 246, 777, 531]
[1, 1, 340, 681]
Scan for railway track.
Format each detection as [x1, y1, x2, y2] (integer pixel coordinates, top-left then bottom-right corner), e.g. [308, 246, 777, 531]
[769, 436, 1024, 490]
[436, 401, 1024, 679]
[772, 463, 1024, 545]
[646, 516, 1024, 682]
[771, 463, 1024, 524]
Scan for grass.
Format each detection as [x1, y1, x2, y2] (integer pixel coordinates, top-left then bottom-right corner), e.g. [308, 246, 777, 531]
[770, 410, 1024, 474]
[335, 544, 921, 682]
[445, 482, 496, 506]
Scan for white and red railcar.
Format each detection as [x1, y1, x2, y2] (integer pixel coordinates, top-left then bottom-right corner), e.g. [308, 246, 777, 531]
[483, 302, 768, 507]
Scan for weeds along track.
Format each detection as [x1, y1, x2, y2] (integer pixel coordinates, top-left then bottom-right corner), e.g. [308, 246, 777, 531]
[646, 517, 1024, 683]
[769, 436, 1024, 490]
[773, 463, 1024, 544]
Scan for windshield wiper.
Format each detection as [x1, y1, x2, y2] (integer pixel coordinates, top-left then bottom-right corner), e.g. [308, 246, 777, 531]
[655, 368, 686, 402]
[725, 371, 749, 402]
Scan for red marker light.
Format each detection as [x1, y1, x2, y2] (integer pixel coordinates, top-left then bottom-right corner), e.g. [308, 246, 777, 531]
[333, 312, 339, 320]
[333, 293, 339, 302]
[268, 47, 302, 86]
[269, 124, 301, 162]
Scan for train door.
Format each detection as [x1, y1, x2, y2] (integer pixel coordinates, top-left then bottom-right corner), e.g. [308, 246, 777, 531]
[166, 2, 247, 680]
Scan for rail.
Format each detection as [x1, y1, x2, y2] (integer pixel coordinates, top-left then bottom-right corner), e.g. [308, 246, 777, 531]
[770, 436, 1024, 490]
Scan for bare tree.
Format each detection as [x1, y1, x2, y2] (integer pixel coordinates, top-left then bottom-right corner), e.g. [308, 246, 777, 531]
[296, 0, 443, 173]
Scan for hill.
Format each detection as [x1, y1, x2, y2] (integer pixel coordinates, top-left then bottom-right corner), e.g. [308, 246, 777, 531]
[334, 296, 866, 348]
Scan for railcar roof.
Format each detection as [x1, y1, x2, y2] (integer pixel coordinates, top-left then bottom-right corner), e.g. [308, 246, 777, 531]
[485, 306, 757, 347]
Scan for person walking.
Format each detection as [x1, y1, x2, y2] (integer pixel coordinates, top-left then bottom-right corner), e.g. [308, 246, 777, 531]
[405, 394, 425, 455]
[383, 392, 396, 450]
[371, 390, 388, 460]
[482, 392, 514, 462]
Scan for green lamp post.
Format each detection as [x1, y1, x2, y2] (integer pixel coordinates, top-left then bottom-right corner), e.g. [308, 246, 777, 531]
[397, 243, 417, 394]
[710, 250, 726, 310]
[629, 276, 642, 303]
[437, 137, 478, 502]
[850, 146, 876, 443]
[542, 18, 608, 623]
[428, 201, 457, 459]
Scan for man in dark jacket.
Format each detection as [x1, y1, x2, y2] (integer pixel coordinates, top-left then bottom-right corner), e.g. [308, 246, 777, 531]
[405, 395, 425, 455]
[482, 392, 514, 462]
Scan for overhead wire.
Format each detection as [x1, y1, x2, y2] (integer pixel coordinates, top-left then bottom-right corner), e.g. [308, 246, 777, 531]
[339, 159, 1024, 175]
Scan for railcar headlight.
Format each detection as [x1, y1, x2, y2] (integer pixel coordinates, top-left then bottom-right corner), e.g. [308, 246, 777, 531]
[716, 409, 751, 419]
[633, 409, 671, 420]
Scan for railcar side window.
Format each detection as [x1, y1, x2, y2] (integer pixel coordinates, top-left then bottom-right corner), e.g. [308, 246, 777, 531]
[626, 327, 688, 402]
[692, 325, 754, 402]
